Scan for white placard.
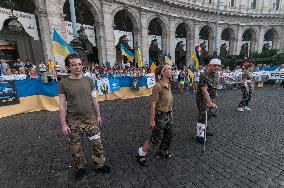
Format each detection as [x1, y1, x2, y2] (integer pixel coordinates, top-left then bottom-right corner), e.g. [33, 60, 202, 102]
[97, 78, 111, 95]
[65, 21, 96, 46]
[269, 71, 284, 80]
[114, 30, 133, 49]
[148, 35, 162, 49]
[175, 38, 186, 51]
[0, 7, 39, 40]
[146, 73, 156, 88]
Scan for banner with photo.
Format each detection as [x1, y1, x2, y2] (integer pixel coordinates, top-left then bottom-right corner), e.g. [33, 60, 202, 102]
[131, 77, 140, 91]
[0, 80, 20, 107]
[0, 7, 39, 40]
[109, 78, 120, 92]
[146, 73, 156, 88]
[97, 78, 111, 95]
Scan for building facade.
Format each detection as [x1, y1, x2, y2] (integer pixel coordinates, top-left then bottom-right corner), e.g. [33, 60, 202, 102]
[0, 0, 284, 67]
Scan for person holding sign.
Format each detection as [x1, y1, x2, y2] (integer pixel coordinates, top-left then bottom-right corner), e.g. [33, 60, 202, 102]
[237, 63, 255, 112]
[136, 63, 173, 166]
[58, 54, 110, 180]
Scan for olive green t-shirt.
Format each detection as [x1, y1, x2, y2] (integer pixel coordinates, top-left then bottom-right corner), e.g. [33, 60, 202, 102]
[151, 81, 173, 112]
[58, 76, 96, 119]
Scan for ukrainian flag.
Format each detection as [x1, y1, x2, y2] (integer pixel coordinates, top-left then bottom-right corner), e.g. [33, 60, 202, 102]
[120, 44, 134, 62]
[192, 46, 200, 69]
[136, 48, 142, 68]
[52, 29, 78, 57]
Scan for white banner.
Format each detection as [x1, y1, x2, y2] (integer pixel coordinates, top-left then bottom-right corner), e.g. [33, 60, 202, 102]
[97, 78, 111, 96]
[146, 73, 156, 88]
[269, 71, 284, 80]
[114, 30, 133, 49]
[65, 21, 96, 46]
[0, 7, 39, 40]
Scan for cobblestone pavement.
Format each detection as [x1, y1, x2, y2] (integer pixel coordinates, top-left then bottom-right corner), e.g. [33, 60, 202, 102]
[0, 87, 284, 188]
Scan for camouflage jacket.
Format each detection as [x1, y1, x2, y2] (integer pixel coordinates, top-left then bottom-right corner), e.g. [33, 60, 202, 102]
[196, 71, 218, 101]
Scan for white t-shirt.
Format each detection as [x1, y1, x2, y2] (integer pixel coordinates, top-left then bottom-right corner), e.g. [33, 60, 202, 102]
[15, 74, 27, 80]
[194, 71, 200, 82]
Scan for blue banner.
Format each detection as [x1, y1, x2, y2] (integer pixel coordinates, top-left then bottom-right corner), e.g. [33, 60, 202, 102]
[109, 78, 120, 92]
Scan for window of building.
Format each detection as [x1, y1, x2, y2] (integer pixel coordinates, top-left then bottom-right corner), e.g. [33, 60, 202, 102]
[251, 0, 257, 9]
[272, 0, 280, 10]
[230, 0, 235, 7]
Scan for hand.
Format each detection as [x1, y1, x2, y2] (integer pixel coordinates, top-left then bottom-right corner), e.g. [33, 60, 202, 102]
[208, 102, 217, 109]
[62, 124, 71, 135]
[96, 116, 102, 126]
[150, 120, 155, 129]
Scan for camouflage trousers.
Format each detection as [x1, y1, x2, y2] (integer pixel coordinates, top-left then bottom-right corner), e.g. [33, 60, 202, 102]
[196, 97, 216, 124]
[196, 97, 208, 124]
[149, 111, 173, 152]
[238, 85, 253, 107]
[67, 116, 105, 169]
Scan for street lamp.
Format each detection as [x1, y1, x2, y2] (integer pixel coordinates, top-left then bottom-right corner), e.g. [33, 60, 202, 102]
[213, 0, 221, 56]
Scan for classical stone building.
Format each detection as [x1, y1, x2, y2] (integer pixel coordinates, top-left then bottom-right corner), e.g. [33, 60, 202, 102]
[0, 0, 284, 67]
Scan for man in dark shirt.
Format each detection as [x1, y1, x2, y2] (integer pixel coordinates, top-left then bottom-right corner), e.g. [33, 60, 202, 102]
[196, 58, 221, 143]
[58, 54, 110, 180]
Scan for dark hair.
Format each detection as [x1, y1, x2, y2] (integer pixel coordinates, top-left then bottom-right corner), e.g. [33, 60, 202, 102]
[64, 54, 81, 68]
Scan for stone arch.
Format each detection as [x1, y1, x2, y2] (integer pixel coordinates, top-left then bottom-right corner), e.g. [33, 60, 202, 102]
[199, 24, 215, 55]
[147, 15, 169, 65]
[62, 0, 104, 65]
[112, 6, 140, 33]
[263, 27, 280, 50]
[0, 0, 45, 64]
[220, 27, 236, 56]
[113, 8, 140, 64]
[241, 27, 257, 54]
[175, 21, 192, 68]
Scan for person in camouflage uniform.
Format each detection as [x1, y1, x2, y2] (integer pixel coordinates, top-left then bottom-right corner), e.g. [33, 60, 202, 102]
[58, 54, 110, 180]
[196, 58, 221, 143]
[136, 64, 174, 166]
[237, 63, 255, 112]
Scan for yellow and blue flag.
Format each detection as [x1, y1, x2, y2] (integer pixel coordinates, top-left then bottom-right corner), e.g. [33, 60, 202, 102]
[192, 46, 200, 69]
[136, 48, 142, 68]
[52, 29, 78, 57]
[120, 44, 134, 62]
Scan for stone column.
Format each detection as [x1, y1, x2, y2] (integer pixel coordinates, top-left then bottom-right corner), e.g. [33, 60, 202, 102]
[235, 27, 244, 55]
[186, 32, 193, 67]
[169, 18, 176, 64]
[214, 25, 222, 54]
[95, 23, 107, 65]
[35, 9, 53, 62]
[102, 1, 116, 65]
[140, 12, 149, 66]
[257, 26, 266, 53]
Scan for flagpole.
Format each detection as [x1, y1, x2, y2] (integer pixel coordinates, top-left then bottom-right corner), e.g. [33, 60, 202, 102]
[214, 0, 221, 53]
[69, 0, 77, 38]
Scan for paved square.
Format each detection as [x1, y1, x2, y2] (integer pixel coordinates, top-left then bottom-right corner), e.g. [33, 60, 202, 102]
[0, 88, 283, 188]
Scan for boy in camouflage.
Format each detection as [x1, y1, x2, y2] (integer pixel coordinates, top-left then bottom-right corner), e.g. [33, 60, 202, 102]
[237, 63, 255, 112]
[58, 54, 110, 180]
[196, 58, 221, 143]
[136, 64, 173, 166]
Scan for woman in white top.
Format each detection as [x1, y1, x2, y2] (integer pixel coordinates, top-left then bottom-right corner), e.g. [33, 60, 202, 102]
[193, 68, 200, 92]
[2, 68, 16, 80]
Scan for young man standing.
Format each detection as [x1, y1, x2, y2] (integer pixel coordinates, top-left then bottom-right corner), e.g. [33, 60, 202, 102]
[195, 58, 221, 143]
[58, 54, 110, 180]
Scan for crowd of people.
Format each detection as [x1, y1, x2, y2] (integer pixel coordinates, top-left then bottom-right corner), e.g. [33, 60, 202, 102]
[0, 58, 62, 82]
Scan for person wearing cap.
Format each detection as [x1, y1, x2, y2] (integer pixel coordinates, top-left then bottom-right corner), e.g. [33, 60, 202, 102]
[195, 58, 221, 143]
[237, 63, 255, 112]
[136, 63, 173, 166]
